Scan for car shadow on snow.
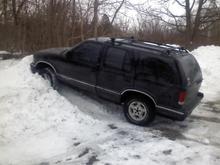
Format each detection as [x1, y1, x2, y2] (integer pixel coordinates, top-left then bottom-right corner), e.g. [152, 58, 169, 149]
[201, 100, 220, 114]
[58, 83, 125, 123]
[57, 83, 220, 147]
[150, 100, 220, 147]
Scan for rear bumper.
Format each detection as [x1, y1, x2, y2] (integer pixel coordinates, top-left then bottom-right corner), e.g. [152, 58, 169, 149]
[156, 92, 204, 121]
[183, 92, 204, 116]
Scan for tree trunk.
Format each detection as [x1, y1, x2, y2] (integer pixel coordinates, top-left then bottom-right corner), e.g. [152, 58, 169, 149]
[2, 0, 8, 24]
[93, 0, 99, 37]
[185, 0, 192, 45]
[71, 0, 76, 42]
[12, 0, 18, 25]
[78, 0, 84, 41]
[191, 0, 204, 42]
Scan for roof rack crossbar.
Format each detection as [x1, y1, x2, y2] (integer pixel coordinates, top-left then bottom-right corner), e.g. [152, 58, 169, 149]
[141, 40, 188, 53]
[116, 39, 174, 53]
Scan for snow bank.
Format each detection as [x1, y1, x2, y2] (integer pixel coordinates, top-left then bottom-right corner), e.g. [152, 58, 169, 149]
[0, 59, 19, 70]
[0, 56, 72, 141]
[191, 46, 220, 101]
[0, 51, 10, 54]
[0, 56, 104, 164]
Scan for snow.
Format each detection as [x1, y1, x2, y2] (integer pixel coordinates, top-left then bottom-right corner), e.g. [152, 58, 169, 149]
[0, 51, 10, 55]
[0, 56, 106, 164]
[192, 45, 220, 101]
[0, 59, 19, 70]
[0, 46, 220, 165]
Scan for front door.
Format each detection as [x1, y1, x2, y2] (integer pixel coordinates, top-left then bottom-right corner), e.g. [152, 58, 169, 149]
[58, 41, 103, 93]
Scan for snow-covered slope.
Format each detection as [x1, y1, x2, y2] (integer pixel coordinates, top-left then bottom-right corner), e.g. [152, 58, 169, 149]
[0, 57, 106, 164]
[0, 46, 220, 165]
[192, 46, 220, 101]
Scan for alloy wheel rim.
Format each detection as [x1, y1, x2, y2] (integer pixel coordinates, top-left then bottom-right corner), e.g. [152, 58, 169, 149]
[128, 101, 148, 121]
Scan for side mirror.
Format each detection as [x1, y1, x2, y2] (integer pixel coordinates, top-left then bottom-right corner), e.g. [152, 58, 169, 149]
[65, 49, 82, 61]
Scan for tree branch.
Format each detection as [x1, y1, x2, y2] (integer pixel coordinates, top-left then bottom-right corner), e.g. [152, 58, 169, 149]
[175, 0, 185, 7]
[110, 0, 125, 25]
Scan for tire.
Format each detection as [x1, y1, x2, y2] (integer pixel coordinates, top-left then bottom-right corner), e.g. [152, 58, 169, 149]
[38, 68, 59, 90]
[124, 97, 155, 126]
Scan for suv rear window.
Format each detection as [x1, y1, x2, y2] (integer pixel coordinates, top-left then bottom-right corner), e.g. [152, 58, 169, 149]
[178, 54, 202, 84]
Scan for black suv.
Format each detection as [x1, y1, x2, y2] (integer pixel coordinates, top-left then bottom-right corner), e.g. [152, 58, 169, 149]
[30, 37, 204, 126]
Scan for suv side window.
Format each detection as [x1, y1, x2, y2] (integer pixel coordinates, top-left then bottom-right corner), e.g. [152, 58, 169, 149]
[71, 42, 102, 66]
[104, 47, 132, 72]
[136, 57, 157, 82]
[136, 51, 177, 84]
[156, 59, 177, 84]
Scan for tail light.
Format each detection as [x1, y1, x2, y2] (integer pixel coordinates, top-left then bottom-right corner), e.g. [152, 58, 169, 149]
[178, 91, 187, 105]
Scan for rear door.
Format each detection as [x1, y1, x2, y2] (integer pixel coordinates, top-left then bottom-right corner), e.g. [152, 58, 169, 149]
[134, 51, 180, 108]
[177, 54, 203, 106]
[96, 46, 134, 102]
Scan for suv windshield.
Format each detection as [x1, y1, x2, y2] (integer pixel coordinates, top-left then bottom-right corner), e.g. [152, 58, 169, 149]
[178, 54, 202, 85]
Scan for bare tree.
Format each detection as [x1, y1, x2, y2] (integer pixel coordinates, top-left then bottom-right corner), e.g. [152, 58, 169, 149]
[11, 0, 28, 25]
[0, 0, 220, 52]
[91, 0, 126, 37]
[138, 0, 220, 45]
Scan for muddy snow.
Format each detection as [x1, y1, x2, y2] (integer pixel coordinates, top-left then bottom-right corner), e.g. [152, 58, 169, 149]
[0, 46, 220, 165]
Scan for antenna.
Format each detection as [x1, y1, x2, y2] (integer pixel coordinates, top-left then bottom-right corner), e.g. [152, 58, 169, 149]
[110, 37, 115, 45]
[130, 36, 135, 42]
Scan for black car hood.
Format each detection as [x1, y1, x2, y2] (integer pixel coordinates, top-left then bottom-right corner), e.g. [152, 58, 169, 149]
[34, 47, 71, 58]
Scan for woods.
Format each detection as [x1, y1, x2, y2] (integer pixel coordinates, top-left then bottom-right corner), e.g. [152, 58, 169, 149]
[139, 0, 220, 47]
[0, 0, 220, 53]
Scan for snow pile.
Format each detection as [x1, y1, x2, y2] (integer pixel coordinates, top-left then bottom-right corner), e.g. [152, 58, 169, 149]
[0, 50, 10, 54]
[0, 56, 104, 164]
[0, 56, 72, 141]
[0, 59, 19, 70]
[192, 46, 220, 101]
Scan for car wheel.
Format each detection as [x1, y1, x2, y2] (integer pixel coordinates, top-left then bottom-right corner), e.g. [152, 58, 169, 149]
[38, 68, 59, 90]
[124, 98, 155, 126]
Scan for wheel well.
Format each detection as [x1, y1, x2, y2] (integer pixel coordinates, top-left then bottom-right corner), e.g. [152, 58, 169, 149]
[121, 91, 156, 108]
[35, 62, 56, 73]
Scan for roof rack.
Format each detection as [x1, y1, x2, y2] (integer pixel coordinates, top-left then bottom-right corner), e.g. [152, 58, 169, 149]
[141, 40, 189, 53]
[108, 37, 188, 55]
[110, 36, 135, 44]
[111, 39, 170, 55]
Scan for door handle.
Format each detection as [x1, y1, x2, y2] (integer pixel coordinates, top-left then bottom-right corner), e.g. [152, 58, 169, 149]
[124, 76, 132, 82]
[91, 64, 100, 72]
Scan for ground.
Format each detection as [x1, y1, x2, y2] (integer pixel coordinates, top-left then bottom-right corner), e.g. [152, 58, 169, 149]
[0, 46, 220, 165]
